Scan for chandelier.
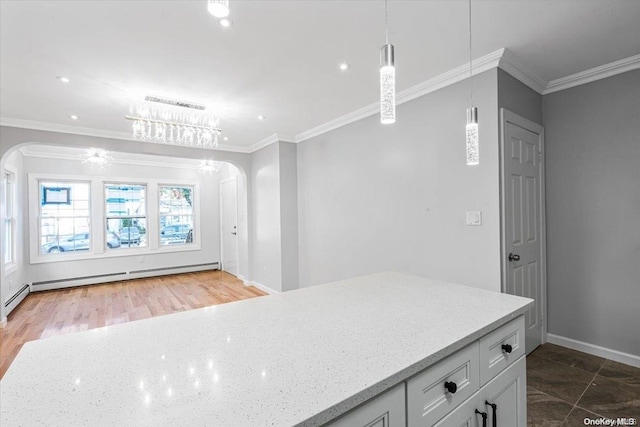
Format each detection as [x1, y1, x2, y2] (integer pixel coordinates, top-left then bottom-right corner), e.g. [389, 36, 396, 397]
[197, 160, 223, 175]
[125, 103, 222, 149]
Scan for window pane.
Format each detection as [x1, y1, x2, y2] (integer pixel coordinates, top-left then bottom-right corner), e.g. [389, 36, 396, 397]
[105, 184, 147, 250]
[39, 181, 91, 255]
[159, 186, 194, 246]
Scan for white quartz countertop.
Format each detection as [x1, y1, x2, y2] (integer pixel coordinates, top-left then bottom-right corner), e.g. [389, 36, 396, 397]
[1, 272, 533, 426]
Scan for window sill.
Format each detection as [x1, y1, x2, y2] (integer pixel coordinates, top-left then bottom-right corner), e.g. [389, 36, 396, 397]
[30, 243, 203, 265]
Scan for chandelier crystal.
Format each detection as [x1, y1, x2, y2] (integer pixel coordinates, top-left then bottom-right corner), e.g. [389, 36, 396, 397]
[82, 148, 110, 168]
[197, 160, 223, 175]
[126, 104, 221, 149]
[208, 0, 229, 18]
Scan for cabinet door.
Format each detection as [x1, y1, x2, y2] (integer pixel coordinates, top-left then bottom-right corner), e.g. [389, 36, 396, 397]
[433, 356, 527, 427]
[326, 383, 406, 427]
[482, 356, 527, 427]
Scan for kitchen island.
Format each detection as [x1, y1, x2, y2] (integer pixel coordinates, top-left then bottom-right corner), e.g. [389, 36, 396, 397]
[0, 272, 533, 426]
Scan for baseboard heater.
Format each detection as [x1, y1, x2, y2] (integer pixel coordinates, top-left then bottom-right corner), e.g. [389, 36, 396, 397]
[5, 284, 30, 316]
[32, 262, 220, 288]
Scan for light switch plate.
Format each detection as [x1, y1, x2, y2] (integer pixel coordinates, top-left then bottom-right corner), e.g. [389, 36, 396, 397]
[466, 211, 482, 226]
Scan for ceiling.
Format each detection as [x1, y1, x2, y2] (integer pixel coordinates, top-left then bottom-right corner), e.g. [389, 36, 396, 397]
[1, 1, 639, 151]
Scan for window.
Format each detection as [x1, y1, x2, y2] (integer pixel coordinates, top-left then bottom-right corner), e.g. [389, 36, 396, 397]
[39, 181, 91, 255]
[3, 171, 15, 264]
[105, 184, 147, 249]
[159, 186, 194, 246]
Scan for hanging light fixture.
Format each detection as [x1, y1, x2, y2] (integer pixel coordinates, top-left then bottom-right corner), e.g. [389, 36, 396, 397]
[380, 0, 395, 124]
[207, 0, 229, 18]
[82, 148, 110, 168]
[197, 159, 223, 175]
[466, 0, 479, 166]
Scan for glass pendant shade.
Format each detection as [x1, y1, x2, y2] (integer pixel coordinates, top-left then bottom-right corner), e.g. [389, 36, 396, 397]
[208, 0, 229, 18]
[466, 107, 479, 166]
[380, 43, 396, 124]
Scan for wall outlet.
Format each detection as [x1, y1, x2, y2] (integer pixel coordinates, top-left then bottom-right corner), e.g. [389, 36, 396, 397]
[466, 211, 482, 226]
[138, 256, 145, 263]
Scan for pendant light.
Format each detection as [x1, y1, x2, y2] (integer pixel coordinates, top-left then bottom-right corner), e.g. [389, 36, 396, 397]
[466, 0, 479, 166]
[380, 0, 395, 124]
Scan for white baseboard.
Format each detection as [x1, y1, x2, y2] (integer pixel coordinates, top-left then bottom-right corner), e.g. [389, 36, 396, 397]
[0, 316, 6, 328]
[546, 333, 640, 368]
[4, 284, 30, 317]
[247, 281, 279, 295]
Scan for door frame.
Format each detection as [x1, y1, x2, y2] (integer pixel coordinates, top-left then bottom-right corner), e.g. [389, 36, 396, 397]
[499, 108, 548, 345]
[219, 176, 239, 276]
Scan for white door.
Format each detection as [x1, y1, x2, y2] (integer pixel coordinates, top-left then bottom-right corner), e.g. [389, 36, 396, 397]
[501, 109, 546, 354]
[220, 177, 239, 277]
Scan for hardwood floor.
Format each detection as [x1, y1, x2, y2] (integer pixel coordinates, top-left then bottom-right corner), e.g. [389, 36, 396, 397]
[0, 270, 266, 379]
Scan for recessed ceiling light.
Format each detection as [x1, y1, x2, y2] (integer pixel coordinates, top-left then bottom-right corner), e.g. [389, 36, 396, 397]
[219, 18, 232, 28]
[258, 115, 266, 121]
[57, 76, 70, 83]
[70, 115, 78, 120]
[339, 63, 349, 71]
[223, 137, 229, 141]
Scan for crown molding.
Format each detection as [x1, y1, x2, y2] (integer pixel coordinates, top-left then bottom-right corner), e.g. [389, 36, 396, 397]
[543, 54, 640, 95]
[0, 117, 253, 153]
[248, 133, 296, 152]
[19, 145, 207, 170]
[296, 48, 506, 143]
[498, 49, 548, 94]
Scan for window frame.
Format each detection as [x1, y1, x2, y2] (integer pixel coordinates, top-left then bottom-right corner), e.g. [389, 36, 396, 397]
[158, 184, 196, 247]
[28, 174, 201, 264]
[3, 168, 17, 273]
[104, 182, 149, 251]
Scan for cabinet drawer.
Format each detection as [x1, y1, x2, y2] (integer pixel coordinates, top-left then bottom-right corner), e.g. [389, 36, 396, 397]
[325, 383, 406, 427]
[407, 342, 480, 427]
[479, 316, 525, 385]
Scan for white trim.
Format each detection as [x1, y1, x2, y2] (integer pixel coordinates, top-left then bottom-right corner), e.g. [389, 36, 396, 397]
[543, 54, 640, 95]
[247, 133, 295, 153]
[296, 48, 506, 143]
[547, 333, 640, 368]
[31, 264, 217, 292]
[500, 109, 547, 350]
[0, 118, 252, 153]
[248, 280, 279, 295]
[219, 176, 239, 277]
[4, 284, 29, 316]
[498, 49, 548, 94]
[0, 316, 6, 328]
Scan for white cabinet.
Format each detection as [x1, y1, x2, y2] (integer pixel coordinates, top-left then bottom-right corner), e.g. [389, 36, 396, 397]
[407, 342, 479, 426]
[326, 383, 406, 427]
[433, 357, 526, 427]
[479, 316, 525, 385]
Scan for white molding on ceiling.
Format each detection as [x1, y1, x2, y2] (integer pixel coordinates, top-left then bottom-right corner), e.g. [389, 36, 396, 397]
[247, 133, 296, 152]
[0, 117, 253, 154]
[18, 145, 208, 170]
[498, 49, 549, 94]
[543, 53, 640, 95]
[295, 48, 507, 143]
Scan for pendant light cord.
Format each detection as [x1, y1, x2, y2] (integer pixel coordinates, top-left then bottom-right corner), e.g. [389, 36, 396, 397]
[385, 0, 389, 44]
[469, 0, 473, 106]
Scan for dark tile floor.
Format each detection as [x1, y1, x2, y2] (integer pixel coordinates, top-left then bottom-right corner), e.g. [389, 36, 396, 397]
[527, 343, 640, 426]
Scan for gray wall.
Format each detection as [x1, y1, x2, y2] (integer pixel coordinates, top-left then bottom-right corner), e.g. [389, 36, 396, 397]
[297, 69, 502, 291]
[250, 142, 283, 291]
[498, 69, 542, 125]
[543, 70, 640, 356]
[278, 142, 299, 292]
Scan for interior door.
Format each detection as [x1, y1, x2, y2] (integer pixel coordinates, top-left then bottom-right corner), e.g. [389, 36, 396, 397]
[501, 109, 545, 354]
[220, 177, 239, 277]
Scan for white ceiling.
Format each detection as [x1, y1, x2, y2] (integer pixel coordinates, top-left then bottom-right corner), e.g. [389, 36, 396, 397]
[1, 0, 639, 150]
